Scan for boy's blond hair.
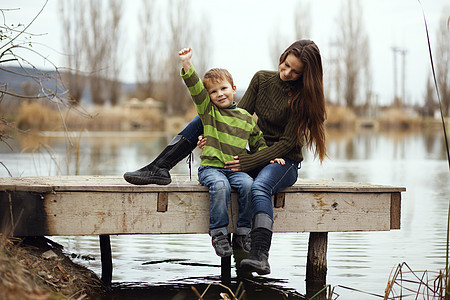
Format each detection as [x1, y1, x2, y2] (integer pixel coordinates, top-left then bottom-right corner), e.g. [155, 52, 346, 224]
[202, 68, 234, 90]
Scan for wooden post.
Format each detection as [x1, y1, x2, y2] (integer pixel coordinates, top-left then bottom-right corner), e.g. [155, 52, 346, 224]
[99, 235, 112, 287]
[306, 232, 328, 299]
[221, 256, 231, 284]
[221, 233, 232, 284]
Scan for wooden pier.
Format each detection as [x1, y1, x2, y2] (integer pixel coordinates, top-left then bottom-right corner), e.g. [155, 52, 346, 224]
[0, 175, 404, 294]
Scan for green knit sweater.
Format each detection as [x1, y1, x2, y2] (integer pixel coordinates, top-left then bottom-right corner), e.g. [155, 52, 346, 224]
[181, 66, 267, 168]
[237, 70, 304, 172]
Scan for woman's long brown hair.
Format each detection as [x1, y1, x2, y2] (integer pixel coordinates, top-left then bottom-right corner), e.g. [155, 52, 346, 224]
[279, 40, 327, 162]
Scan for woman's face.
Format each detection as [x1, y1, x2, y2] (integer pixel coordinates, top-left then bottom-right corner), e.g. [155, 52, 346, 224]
[279, 53, 304, 82]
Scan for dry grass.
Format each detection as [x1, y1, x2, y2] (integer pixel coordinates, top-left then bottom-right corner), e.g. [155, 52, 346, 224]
[9, 101, 198, 132]
[379, 107, 423, 130]
[0, 234, 104, 300]
[384, 262, 448, 299]
[16, 102, 61, 131]
[325, 105, 357, 129]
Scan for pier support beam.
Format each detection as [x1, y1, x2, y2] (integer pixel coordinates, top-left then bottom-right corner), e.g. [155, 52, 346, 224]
[99, 235, 112, 287]
[306, 232, 328, 299]
[221, 256, 231, 284]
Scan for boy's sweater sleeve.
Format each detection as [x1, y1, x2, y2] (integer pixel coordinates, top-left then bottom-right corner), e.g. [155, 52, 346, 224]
[180, 65, 211, 114]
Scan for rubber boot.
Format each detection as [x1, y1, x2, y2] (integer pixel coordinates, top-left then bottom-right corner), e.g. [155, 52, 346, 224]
[123, 135, 195, 185]
[240, 213, 273, 275]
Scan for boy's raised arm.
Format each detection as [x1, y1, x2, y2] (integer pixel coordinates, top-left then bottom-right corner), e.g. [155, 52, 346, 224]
[179, 47, 193, 73]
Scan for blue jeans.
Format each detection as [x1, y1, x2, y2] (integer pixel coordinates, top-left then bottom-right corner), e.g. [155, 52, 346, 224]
[198, 166, 253, 237]
[179, 115, 203, 145]
[178, 116, 300, 220]
[251, 157, 299, 219]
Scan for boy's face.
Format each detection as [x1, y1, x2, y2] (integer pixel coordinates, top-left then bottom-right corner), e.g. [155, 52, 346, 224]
[206, 79, 236, 109]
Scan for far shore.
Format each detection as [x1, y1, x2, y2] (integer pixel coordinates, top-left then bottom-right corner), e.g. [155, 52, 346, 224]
[2, 101, 449, 135]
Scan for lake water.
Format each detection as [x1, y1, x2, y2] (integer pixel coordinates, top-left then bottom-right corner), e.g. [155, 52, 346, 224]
[1, 128, 449, 299]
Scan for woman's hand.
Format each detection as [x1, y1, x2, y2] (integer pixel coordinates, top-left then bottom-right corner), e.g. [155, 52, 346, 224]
[225, 156, 242, 171]
[271, 158, 285, 165]
[197, 135, 206, 150]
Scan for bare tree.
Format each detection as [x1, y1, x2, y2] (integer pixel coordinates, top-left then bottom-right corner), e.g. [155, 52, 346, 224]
[0, 1, 84, 164]
[83, 0, 108, 105]
[83, 0, 122, 106]
[269, 3, 312, 69]
[361, 36, 373, 115]
[62, 0, 122, 106]
[191, 11, 212, 80]
[435, 8, 450, 116]
[423, 75, 437, 117]
[165, 0, 193, 115]
[334, 0, 371, 109]
[294, 2, 311, 40]
[59, 0, 86, 106]
[135, 0, 160, 100]
[105, 0, 123, 106]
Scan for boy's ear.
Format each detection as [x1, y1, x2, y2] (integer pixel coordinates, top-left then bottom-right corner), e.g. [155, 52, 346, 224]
[232, 85, 237, 94]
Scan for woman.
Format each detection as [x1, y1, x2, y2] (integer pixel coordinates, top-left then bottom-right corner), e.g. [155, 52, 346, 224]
[124, 40, 327, 275]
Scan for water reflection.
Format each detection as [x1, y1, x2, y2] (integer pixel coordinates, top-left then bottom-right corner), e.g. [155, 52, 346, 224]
[1, 129, 449, 299]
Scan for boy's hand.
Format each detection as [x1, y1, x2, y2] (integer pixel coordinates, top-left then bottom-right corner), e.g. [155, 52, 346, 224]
[197, 135, 206, 150]
[179, 47, 193, 72]
[270, 158, 285, 165]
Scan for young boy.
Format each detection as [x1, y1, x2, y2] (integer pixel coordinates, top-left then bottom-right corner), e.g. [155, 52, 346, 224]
[178, 48, 284, 258]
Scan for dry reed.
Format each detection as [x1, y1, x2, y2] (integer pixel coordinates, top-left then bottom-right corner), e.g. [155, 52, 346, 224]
[325, 105, 357, 129]
[0, 234, 104, 300]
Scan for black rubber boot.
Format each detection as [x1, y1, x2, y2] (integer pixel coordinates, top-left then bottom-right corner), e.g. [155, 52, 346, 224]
[240, 227, 272, 275]
[123, 135, 195, 185]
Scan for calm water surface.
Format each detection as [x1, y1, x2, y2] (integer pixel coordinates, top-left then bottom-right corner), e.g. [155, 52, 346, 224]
[1, 129, 449, 299]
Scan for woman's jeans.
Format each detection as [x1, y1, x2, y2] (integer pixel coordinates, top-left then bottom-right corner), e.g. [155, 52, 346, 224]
[251, 157, 299, 220]
[198, 166, 253, 237]
[179, 115, 203, 145]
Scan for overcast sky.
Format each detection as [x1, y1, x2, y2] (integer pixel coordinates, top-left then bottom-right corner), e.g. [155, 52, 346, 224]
[3, 0, 448, 106]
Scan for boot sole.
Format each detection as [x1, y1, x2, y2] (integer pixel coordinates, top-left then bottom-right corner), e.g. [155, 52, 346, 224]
[123, 174, 171, 185]
[240, 259, 271, 275]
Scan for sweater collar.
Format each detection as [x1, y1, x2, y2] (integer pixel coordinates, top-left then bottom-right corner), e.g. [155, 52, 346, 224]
[226, 102, 237, 109]
[275, 72, 298, 91]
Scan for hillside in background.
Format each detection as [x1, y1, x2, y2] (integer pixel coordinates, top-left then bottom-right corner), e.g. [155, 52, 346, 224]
[0, 66, 136, 105]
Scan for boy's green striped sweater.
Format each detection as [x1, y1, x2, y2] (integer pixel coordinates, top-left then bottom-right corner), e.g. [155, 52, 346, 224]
[181, 65, 267, 168]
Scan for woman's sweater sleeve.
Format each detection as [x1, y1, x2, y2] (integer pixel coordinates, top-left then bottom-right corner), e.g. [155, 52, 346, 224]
[238, 116, 300, 171]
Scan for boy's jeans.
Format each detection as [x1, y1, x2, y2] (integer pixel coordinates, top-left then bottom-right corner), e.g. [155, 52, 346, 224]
[198, 166, 253, 237]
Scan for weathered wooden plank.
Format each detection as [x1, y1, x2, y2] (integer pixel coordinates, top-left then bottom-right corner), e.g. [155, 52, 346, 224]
[40, 191, 241, 236]
[0, 176, 406, 193]
[0, 175, 404, 236]
[1, 190, 395, 236]
[273, 192, 392, 232]
[157, 192, 168, 212]
[390, 192, 401, 229]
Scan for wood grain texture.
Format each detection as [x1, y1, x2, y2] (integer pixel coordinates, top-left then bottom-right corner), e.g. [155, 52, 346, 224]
[0, 176, 405, 236]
